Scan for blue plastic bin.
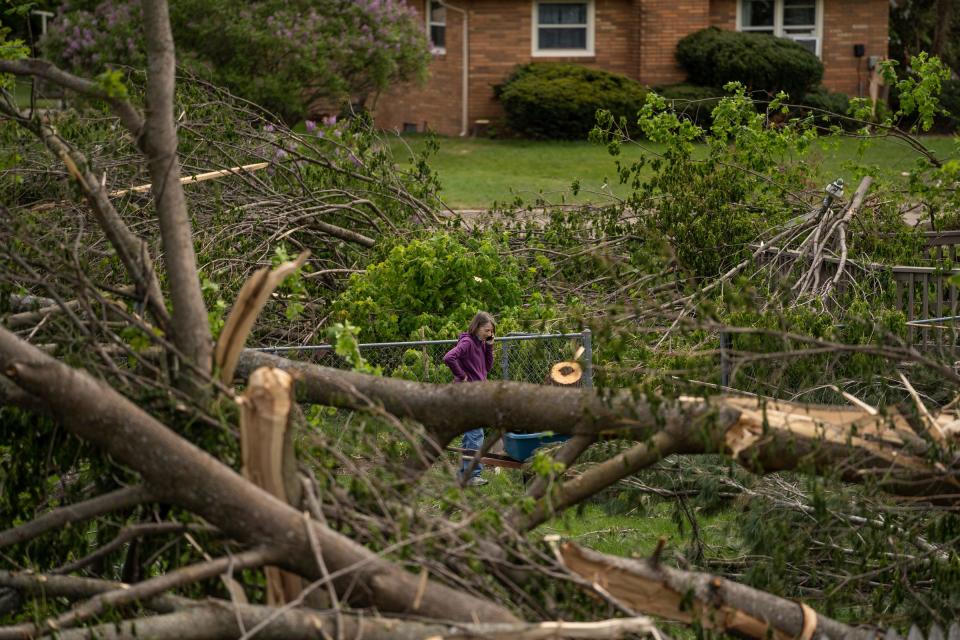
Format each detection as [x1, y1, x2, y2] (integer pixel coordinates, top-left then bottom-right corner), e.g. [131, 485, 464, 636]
[502, 432, 571, 462]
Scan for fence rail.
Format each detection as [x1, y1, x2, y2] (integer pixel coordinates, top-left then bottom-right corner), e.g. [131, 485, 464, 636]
[253, 330, 593, 387]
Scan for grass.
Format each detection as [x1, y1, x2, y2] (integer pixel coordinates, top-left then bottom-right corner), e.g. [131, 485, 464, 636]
[386, 133, 959, 209]
[11, 79, 62, 110]
[426, 458, 739, 561]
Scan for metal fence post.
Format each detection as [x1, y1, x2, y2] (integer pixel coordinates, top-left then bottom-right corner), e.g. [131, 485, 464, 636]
[501, 339, 511, 381]
[582, 329, 593, 388]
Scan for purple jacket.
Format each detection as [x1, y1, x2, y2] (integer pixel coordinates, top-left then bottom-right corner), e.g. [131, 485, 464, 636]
[443, 332, 494, 382]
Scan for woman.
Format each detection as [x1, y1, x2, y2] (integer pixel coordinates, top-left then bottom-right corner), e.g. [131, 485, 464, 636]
[442, 311, 496, 486]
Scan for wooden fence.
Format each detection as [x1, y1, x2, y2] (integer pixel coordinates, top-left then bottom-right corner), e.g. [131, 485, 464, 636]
[759, 240, 960, 355]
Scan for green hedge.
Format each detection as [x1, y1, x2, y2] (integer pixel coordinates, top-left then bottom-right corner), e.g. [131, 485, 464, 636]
[676, 27, 823, 99]
[495, 63, 648, 139]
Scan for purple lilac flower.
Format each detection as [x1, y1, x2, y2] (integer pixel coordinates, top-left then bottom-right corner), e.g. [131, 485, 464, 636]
[305, 120, 317, 132]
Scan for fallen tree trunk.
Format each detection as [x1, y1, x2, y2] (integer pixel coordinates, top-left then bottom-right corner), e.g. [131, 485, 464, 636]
[237, 350, 959, 503]
[556, 541, 870, 640]
[0, 571, 653, 640]
[0, 326, 517, 624]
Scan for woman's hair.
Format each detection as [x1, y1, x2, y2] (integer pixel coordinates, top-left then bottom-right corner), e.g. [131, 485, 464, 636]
[468, 311, 496, 336]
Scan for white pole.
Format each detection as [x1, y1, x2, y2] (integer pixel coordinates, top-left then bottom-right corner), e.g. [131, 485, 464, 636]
[439, 1, 469, 136]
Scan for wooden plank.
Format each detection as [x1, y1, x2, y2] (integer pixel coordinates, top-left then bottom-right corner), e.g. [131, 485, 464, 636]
[936, 274, 944, 350]
[908, 272, 916, 345]
[952, 283, 959, 360]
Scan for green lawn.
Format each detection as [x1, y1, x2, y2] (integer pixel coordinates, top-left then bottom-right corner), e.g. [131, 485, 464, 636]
[11, 78, 62, 110]
[430, 463, 738, 561]
[387, 134, 959, 209]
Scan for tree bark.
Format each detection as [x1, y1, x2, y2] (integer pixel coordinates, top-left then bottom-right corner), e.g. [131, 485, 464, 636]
[557, 542, 870, 640]
[514, 432, 684, 532]
[139, 0, 212, 376]
[0, 326, 517, 624]
[237, 351, 959, 503]
[0, 486, 155, 549]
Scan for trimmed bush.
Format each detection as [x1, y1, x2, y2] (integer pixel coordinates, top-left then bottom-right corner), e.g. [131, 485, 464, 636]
[798, 86, 850, 115]
[495, 63, 648, 139]
[653, 83, 725, 125]
[676, 27, 823, 99]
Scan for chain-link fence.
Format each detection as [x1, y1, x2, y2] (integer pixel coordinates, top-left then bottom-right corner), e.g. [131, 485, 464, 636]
[254, 331, 593, 387]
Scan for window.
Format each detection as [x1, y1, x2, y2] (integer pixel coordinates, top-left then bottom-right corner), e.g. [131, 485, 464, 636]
[739, 0, 821, 56]
[428, 1, 446, 53]
[532, 0, 594, 56]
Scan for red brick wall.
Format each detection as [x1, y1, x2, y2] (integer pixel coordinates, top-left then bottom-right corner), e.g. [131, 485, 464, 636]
[821, 0, 888, 96]
[707, 0, 889, 97]
[709, 0, 736, 29]
[375, 0, 465, 135]
[637, 0, 711, 86]
[377, 0, 643, 135]
[376, 0, 888, 134]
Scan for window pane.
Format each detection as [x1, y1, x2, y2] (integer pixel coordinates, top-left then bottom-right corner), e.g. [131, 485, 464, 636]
[538, 27, 587, 48]
[430, 24, 446, 47]
[539, 3, 587, 25]
[790, 37, 817, 54]
[783, 0, 815, 26]
[430, 1, 446, 23]
[741, 0, 774, 27]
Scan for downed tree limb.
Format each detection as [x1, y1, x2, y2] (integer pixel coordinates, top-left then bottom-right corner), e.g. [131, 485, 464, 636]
[524, 434, 596, 502]
[108, 162, 270, 197]
[0, 570, 656, 640]
[514, 431, 684, 532]
[48, 605, 655, 640]
[215, 251, 309, 384]
[239, 366, 303, 604]
[4, 301, 81, 329]
[0, 121, 170, 330]
[51, 522, 198, 575]
[0, 547, 280, 640]
[0, 326, 518, 624]
[0, 485, 155, 549]
[556, 541, 869, 640]
[0, 570, 189, 614]
[236, 350, 960, 503]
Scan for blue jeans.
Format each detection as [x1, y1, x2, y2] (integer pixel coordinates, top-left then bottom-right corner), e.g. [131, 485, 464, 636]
[460, 428, 484, 479]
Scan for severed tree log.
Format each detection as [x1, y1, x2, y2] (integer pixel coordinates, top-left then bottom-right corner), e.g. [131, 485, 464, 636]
[237, 350, 960, 503]
[0, 571, 655, 640]
[239, 366, 303, 605]
[555, 541, 869, 640]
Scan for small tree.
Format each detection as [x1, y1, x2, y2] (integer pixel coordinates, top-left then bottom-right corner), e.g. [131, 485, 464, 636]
[41, 0, 431, 122]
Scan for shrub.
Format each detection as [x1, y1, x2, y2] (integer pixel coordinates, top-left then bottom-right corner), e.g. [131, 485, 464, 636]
[794, 86, 852, 127]
[331, 233, 533, 341]
[675, 27, 823, 99]
[495, 63, 648, 139]
[653, 83, 724, 125]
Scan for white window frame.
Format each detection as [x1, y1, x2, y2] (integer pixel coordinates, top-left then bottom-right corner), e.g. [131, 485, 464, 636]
[531, 0, 595, 57]
[427, 0, 447, 55]
[736, 0, 823, 58]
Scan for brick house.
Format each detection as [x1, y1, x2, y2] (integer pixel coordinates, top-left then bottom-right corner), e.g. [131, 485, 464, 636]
[375, 0, 888, 135]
